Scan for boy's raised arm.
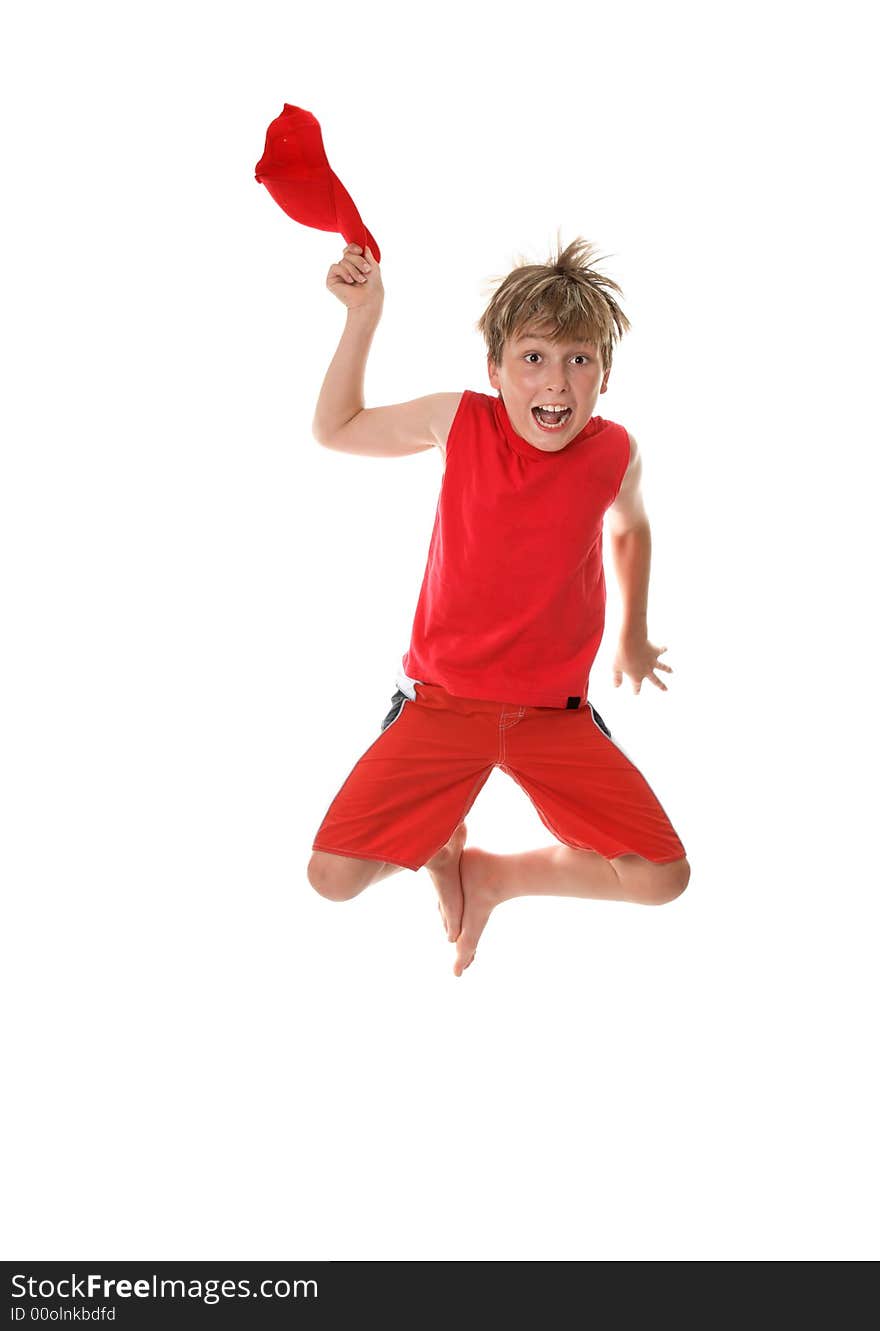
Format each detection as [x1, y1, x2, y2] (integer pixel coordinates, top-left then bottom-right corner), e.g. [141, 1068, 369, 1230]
[312, 244, 450, 457]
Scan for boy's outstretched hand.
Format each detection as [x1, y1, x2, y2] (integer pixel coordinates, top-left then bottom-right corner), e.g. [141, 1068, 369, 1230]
[612, 635, 673, 694]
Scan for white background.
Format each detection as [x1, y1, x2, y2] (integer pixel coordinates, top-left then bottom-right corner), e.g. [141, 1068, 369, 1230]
[3, 0, 878, 1261]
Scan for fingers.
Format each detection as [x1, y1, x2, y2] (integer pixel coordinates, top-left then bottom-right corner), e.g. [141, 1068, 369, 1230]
[621, 673, 670, 691]
[329, 243, 373, 286]
[343, 243, 373, 281]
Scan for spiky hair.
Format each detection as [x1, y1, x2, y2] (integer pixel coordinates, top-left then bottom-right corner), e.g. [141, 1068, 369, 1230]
[475, 229, 631, 374]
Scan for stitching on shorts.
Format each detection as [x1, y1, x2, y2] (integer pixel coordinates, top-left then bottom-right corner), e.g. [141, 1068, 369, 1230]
[498, 710, 505, 763]
[499, 706, 527, 762]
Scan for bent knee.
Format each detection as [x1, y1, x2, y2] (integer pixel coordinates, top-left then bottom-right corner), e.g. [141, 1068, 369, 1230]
[307, 850, 367, 901]
[646, 856, 690, 904]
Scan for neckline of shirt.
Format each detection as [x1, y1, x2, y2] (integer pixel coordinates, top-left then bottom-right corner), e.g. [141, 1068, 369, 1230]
[491, 392, 605, 461]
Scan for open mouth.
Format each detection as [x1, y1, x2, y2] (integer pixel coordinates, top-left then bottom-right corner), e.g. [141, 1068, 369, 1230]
[532, 406, 573, 430]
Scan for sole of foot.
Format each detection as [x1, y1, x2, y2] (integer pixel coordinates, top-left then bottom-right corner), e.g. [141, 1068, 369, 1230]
[453, 847, 501, 977]
[425, 820, 468, 942]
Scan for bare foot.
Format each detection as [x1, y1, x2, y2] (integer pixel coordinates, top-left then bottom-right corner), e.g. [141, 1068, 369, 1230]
[425, 821, 468, 942]
[454, 847, 502, 977]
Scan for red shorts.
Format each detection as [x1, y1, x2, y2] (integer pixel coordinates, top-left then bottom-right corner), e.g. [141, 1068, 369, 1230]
[312, 681, 687, 871]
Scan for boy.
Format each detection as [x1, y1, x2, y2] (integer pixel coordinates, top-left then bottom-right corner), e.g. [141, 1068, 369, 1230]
[308, 236, 690, 976]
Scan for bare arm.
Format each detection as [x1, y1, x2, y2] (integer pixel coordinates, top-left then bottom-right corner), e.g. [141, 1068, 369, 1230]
[610, 523, 651, 638]
[606, 430, 648, 537]
[312, 242, 384, 443]
[312, 243, 459, 457]
[607, 431, 651, 635]
[311, 304, 384, 443]
[607, 430, 674, 693]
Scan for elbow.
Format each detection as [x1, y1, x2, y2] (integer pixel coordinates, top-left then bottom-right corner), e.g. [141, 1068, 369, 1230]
[609, 518, 651, 540]
[312, 409, 361, 450]
[311, 422, 334, 449]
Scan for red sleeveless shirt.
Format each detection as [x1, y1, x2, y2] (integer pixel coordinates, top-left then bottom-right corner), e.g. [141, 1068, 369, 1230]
[400, 389, 631, 708]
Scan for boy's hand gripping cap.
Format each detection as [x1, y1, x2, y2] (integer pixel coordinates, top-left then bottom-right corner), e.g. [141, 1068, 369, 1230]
[254, 104, 381, 263]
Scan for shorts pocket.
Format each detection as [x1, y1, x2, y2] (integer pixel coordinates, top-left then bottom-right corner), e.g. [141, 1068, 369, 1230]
[588, 703, 612, 738]
[380, 688, 408, 732]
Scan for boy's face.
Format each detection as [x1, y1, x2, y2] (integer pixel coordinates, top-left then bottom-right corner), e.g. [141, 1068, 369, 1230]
[487, 324, 611, 452]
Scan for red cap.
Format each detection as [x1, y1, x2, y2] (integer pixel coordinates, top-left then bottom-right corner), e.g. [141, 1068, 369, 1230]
[255, 104, 380, 262]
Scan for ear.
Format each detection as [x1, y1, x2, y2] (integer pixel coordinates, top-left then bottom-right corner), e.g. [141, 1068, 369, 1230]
[487, 353, 500, 392]
[599, 364, 611, 394]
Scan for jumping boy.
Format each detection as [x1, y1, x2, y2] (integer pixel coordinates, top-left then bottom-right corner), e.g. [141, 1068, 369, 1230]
[308, 235, 690, 975]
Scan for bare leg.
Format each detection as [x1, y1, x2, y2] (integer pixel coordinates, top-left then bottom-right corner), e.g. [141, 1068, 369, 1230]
[453, 844, 690, 977]
[308, 850, 407, 900]
[310, 826, 469, 943]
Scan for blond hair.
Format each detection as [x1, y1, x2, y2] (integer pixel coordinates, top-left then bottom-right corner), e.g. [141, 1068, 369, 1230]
[475, 230, 631, 374]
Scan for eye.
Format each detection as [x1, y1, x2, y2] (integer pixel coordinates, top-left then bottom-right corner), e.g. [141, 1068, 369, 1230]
[523, 353, 590, 364]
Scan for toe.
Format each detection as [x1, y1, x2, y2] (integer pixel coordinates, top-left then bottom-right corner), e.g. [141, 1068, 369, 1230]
[453, 933, 476, 976]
